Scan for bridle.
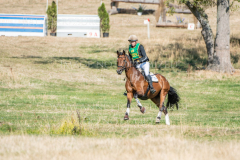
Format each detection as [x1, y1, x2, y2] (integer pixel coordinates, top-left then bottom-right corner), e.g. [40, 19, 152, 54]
[117, 54, 131, 72]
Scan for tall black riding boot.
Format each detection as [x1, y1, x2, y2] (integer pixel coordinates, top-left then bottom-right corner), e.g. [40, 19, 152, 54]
[146, 75, 156, 94]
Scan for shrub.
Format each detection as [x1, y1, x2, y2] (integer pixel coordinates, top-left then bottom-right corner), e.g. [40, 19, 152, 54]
[101, 11, 110, 33]
[137, 4, 146, 12]
[46, 1, 57, 33]
[98, 3, 105, 20]
[98, 3, 110, 33]
[50, 110, 96, 136]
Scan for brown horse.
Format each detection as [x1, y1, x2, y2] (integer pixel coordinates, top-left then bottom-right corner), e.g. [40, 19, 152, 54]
[116, 50, 180, 125]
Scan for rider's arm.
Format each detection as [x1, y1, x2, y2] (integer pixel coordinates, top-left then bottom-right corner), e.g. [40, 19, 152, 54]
[138, 45, 149, 63]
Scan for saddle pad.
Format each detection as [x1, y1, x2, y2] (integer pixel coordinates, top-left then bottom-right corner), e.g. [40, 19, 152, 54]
[136, 68, 159, 82]
[150, 72, 158, 82]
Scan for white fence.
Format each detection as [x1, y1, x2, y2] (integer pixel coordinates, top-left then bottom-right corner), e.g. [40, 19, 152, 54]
[0, 14, 47, 37]
[57, 15, 100, 38]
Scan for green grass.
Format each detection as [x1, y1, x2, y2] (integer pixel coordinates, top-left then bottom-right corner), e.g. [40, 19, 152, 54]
[1, 57, 240, 140]
[0, 35, 240, 141]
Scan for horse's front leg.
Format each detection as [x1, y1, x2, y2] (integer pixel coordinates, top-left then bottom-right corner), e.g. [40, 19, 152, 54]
[134, 93, 146, 113]
[124, 92, 133, 120]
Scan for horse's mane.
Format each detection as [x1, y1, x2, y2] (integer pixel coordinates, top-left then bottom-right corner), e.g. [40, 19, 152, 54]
[126, 54, 133, 64]
[125, 54, 142, 76]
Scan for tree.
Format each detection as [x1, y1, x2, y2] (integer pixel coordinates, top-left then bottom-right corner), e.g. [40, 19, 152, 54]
[46, 1, 57, 33]
[166, 0, 239, 73]
[98, 3, 110, 34]
[101, 11, 110, 33]
[208, 0, 233, 73]
[98, 3, 105, 20]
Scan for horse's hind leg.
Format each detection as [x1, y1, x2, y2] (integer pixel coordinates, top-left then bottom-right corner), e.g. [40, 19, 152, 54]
[159, 89, 170, 125]
[151, 96, 162, 123]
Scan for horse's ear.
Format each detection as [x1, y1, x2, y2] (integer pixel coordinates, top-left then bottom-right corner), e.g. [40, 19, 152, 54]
[117, 50, 119, 55]
[123, 50, 125, 55]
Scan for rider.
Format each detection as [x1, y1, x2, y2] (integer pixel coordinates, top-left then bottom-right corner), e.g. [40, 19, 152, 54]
[128, 35, 156, 94]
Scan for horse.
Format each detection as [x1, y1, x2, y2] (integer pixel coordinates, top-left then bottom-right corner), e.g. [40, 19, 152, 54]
[116, 50, 180, 125]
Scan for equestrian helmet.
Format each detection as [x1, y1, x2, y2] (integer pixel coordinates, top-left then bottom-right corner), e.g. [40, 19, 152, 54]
[128, 35, 138, 42]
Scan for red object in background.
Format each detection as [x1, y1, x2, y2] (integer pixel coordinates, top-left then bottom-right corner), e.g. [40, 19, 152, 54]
[147, 19, 150, 22]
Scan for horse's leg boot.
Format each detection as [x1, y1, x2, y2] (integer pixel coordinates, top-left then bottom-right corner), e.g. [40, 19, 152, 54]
[160, 105, 165, 112]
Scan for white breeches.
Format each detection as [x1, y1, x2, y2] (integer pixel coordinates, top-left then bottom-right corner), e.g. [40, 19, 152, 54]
[136, 62, 150, 76]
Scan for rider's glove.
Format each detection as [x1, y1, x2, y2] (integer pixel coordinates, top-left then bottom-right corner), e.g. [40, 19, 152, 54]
[133, 61, 138, 66]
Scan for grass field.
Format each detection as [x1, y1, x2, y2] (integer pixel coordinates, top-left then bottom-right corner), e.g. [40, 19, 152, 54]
[0, 0, 240, 159]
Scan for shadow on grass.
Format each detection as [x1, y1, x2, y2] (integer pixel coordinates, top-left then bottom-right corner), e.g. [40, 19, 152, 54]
[152, 36, 240, 71]
[12, 55, 117, 69]
[151, 40, 208, 71]
[53, 57, 116, 69]
[12, 55, 42, 59]
[230, 37, 240, 65]
[230, 37, 240, 47]
[12, 36, 240, 71]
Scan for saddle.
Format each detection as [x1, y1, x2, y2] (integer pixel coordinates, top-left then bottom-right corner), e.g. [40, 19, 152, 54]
[136, 68, 158, 82]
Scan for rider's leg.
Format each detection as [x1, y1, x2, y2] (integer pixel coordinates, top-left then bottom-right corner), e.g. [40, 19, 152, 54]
[141, 62, 156, 94]
[141, 62, 150, 76]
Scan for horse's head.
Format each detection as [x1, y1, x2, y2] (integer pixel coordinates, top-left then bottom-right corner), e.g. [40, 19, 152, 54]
[116, 50, 130, 75]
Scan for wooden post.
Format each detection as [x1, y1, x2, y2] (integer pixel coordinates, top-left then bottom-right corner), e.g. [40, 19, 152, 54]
[155, 0, 166, 23]
[161, 0, 166, 22]
[155, 4, 161, 22]
[193, 15, 198, 29]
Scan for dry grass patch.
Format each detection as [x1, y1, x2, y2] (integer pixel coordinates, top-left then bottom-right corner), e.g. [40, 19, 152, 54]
[0, 135, 239, 160]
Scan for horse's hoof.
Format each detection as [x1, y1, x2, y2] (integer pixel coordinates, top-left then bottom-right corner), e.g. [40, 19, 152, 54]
[140, 107, 146, 114]
[155, 117, 160, 124]
[124, 114, 129, 120]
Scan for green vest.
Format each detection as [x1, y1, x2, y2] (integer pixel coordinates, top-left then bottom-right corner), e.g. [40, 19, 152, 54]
[129, 43, 141, 60]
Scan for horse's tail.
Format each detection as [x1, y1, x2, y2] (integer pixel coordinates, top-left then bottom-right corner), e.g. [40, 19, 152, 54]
[167, 86, 180, 110]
